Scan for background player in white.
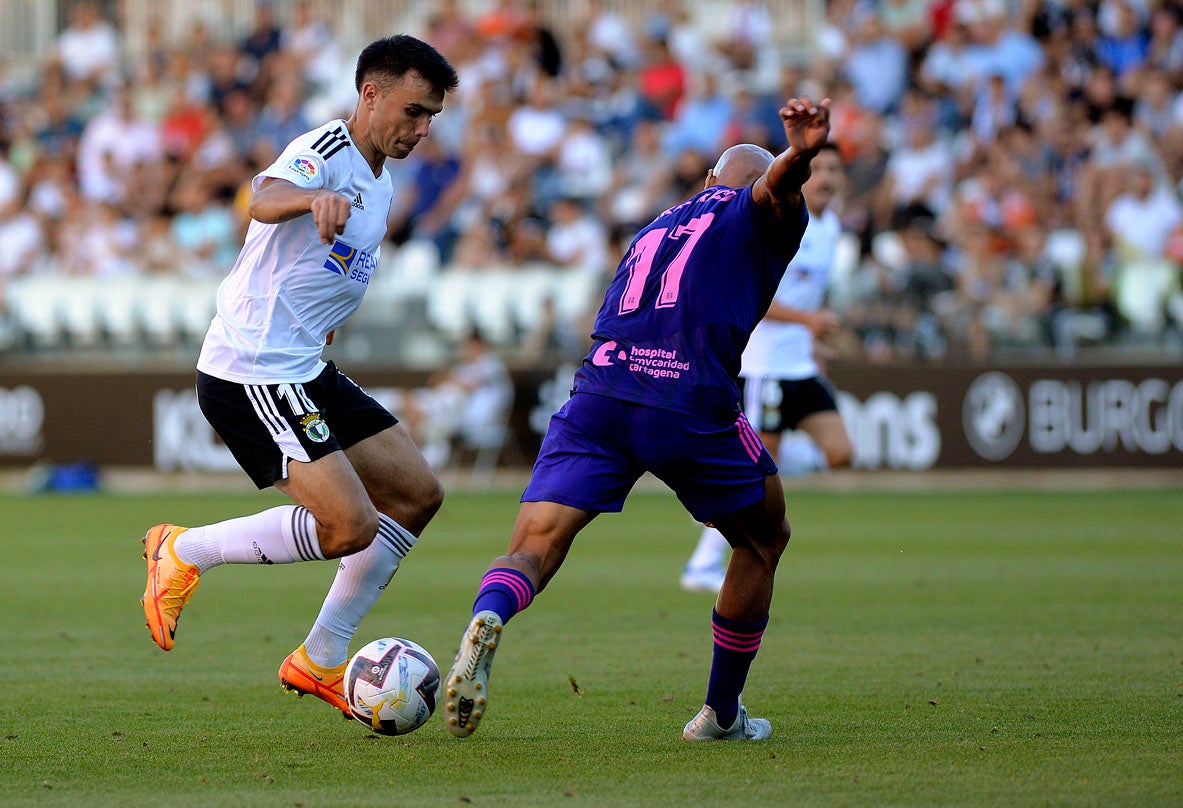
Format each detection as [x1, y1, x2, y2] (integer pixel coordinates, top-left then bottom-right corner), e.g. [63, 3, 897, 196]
[681, 142, 852, 593]
[140, 35, 459, 716]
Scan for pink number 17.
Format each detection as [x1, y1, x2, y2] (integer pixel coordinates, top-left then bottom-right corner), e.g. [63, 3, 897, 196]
[618, 213, 715, 315]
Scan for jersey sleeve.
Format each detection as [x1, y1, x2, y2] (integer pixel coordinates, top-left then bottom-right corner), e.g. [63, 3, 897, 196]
[253, 146, 329, 192]
[741, 184, 809, 261]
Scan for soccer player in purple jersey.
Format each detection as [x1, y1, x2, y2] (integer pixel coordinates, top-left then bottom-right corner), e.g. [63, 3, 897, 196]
[443, 96, 831, 741]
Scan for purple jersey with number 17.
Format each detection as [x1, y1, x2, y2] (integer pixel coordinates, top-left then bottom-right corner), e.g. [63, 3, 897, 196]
[573, 184, 809, 420]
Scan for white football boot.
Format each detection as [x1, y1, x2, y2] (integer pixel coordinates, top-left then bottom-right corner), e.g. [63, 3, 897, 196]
[678, 563, 727, 594]
[443, 610, 502, 737]
[683, 703, 772, 741]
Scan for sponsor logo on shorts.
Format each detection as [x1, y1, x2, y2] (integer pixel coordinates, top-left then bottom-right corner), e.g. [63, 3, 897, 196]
[300, 413, 331, 443]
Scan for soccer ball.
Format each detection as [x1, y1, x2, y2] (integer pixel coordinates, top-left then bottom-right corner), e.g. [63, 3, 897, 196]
[344, 637, 440, 735]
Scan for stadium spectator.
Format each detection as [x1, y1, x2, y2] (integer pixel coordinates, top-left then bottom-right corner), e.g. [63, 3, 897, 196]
[636, 35, 687, 121]
[842, 13, 909, 115]
[52, 0, 121, 92]
[387, 136, 464, 251]
[403, 328, 514, 470]
[239, 0, 284, 93]
[281, 0, 342, 95]
[1096, 0, 1150, 78]
[545, 195, 610, 279]
[554, 114, 613, 201]
[582, 0, 640, 69]
[169, 173, 240, 276]
[875, 96, 955, 227]
[1146, 5, 1183, 81]
[0, 188, 45, 280]
[664, 72, 735, 158]
[252, 72, 312, 157]
[58, 200, 137, 277]
[75, 87, 162, 204]
[600, 118, 674, 234]
[1104, 158, 1183, 333]
[425, 0, 477, 61]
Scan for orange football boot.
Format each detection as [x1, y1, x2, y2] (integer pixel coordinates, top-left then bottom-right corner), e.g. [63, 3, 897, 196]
[279, 644, 351, 718]
[141, 524, 199, 651]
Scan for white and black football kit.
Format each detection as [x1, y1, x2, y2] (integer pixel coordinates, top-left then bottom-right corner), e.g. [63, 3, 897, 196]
[196, 121, 398, 488]
[738, 207, 842, 433]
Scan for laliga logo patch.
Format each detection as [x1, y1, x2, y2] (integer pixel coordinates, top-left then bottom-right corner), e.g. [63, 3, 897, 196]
[287, 156, 319, 181]
[300, 413, 331, 443]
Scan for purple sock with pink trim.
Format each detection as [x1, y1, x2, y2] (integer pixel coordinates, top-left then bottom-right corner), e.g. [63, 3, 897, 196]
[704, 609, 768, 729]
[472, 567, 535, 625]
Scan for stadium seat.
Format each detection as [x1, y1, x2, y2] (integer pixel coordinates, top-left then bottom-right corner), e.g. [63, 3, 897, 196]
[138, 276, 183, 347]
[425, 268, 476, 343]
[98, 275, 148, 348]
[175, 277, 220, 344]
[57, 275, 104, 348]
[7, 274, 66, 349]
[508, 264, 558, 334]
[552, 269, 600, 323]
[469, 269, 516, 345]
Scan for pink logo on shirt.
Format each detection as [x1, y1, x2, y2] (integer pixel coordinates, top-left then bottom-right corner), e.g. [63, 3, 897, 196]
[592, 341, 618, 366]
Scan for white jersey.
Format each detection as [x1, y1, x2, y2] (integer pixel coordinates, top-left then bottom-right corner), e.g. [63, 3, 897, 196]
[740, 207, 841, 381]
[197, 120, 392, 384]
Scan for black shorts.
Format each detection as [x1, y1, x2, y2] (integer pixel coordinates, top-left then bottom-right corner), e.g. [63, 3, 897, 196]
[196, 361, 398, 489]
[739, 375, 839, 434]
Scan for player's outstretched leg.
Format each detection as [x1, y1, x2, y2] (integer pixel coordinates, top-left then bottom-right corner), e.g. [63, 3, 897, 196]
[278, 644, 351, 718]
[443, 565, 536, 737]
[683, 703, 772, 741]
[443, 610, 502, 737]
[141, 524, 200, 651]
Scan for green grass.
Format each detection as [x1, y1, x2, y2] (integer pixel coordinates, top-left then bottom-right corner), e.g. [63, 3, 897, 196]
[0, 486, 1181, 807]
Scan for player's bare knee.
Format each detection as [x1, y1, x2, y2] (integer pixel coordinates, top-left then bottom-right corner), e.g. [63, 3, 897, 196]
[413, 475, 445, 527]
[754, 519, 791, 565]
[318, 505, 380, 557]
[373, 472, 443, 536]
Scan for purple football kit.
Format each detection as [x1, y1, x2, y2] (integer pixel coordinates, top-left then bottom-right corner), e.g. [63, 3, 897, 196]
[524, 184, 809, 522]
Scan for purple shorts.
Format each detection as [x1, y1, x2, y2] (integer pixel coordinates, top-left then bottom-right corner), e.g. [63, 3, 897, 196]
[522, 392, 778, 524]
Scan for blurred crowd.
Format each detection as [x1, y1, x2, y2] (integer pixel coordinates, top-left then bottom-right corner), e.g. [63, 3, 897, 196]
[2, 0, 1183, 365]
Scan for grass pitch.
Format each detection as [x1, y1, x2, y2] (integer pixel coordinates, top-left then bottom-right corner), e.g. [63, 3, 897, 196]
[0, 484, 1180, 807]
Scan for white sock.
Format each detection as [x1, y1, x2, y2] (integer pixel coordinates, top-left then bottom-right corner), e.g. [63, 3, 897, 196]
[778, 433, 827, 476]
[302, 514, 418, 667]
[687, 525, 730, 571]
[173, 505, 325, 572]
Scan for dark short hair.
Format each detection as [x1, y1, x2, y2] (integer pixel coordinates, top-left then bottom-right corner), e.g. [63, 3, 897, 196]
[354, 34, 459, 95]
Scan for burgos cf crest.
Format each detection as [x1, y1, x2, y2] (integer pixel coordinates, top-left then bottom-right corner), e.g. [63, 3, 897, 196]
[300, 413, 331, 443]
[323, 240, 378, 284]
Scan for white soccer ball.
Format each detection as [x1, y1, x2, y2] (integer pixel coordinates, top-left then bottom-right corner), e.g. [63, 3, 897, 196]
[344, 637, 440, 735]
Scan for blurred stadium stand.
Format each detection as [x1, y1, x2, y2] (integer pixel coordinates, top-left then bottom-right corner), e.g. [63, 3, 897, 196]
[0, 0, 1181, 374]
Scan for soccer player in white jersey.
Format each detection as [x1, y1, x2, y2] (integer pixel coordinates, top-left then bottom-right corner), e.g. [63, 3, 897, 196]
[139, 35, 459, 716]
[681, 142, 852, 594]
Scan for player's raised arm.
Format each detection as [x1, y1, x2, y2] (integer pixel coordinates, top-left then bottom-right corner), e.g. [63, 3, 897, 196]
[752, 95, 831, 218]
[248, 177, 352, 244]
